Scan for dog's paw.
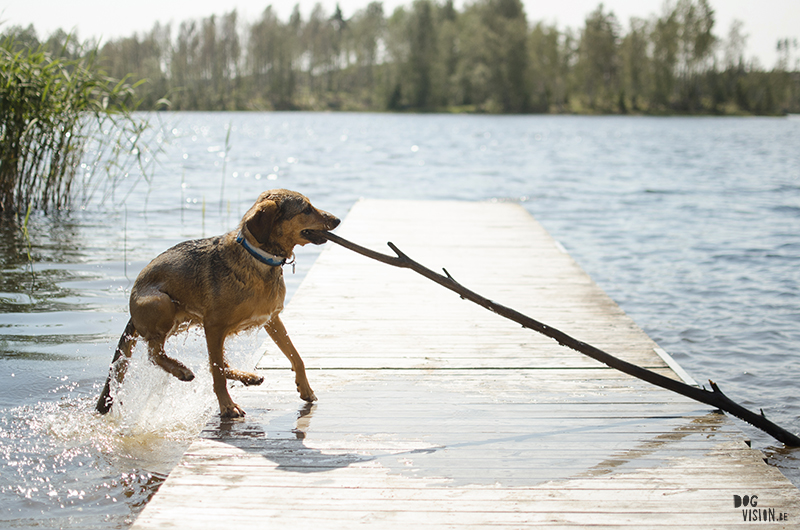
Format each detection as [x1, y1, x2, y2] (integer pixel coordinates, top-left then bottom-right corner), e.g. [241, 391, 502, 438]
[299, 388, 317, 403]
[156, 357, 195, 382]
[220, 402, 246, 418]
[242, 373, 264, 386]
[223, 367, 264, 386]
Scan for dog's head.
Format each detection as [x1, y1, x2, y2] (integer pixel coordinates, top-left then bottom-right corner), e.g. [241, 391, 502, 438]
[239, 189, 340, 258]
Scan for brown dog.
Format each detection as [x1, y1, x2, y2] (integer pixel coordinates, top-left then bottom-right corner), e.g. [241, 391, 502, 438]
[96, 189, 339, 418]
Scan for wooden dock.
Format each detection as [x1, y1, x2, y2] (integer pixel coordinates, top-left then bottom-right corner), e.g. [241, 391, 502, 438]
[131, 200, 799, 529]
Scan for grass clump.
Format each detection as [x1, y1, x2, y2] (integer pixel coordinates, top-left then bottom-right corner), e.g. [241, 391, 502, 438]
[0, 33, 154, 215]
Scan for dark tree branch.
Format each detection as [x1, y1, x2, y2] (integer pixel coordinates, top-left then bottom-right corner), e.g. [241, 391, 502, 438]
[308, 229, 800, 447]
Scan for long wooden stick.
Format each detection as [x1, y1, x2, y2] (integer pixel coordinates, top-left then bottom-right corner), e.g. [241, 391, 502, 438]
[306, 229, 800, 447]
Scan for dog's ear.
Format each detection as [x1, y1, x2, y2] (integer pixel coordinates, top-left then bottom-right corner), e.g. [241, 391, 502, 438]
[246, 199, 279, 244]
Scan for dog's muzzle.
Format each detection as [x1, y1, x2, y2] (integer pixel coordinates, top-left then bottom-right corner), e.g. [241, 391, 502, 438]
[302, 225, 337, 244]
[305, 215, 340, 244]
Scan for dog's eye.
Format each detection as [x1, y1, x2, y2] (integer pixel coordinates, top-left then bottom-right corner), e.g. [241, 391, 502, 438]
[303, 205, 313, 215]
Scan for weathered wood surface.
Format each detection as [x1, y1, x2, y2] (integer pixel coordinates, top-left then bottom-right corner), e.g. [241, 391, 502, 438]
[132, 200, 800, 529]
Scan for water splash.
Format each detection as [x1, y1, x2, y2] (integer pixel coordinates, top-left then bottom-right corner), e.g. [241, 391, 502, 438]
[0, 327, 265, 529]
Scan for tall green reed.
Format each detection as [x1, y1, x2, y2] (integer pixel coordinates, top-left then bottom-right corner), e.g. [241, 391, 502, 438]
[0, 33, 157, 215]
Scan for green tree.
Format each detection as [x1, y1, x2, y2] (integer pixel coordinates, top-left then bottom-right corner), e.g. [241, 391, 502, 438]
[674, 0, 716, 111]
[436, 0, 460, 106]
[302, 4, 330, 101]
[350, 1, 385, 103]
[247, 7, 297, 109]
[199, 15, 219, 108]
[576, 4, 621, 111]
[482, 0, 530, 112]
[455, 0, 530, 112]
[383, 6, 410, 109]
[650, 5, 679, 109]
[619, 17, 650, 111]
[171, 20, 201, 109]
[328, 4, 349, 95]
[299, 3, 351, 107]
[218, 11, 242, 109]
[407, 0, 438, 109]
[528, 23, 575, 112]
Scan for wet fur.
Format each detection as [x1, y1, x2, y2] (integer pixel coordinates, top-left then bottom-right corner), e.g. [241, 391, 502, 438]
[96, 189, 339, 418]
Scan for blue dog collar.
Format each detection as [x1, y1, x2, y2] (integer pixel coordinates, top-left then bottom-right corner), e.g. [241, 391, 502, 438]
[236, 231, 287, 267]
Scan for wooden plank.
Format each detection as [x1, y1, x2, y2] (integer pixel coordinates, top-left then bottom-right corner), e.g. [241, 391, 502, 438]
[131, 200, 800, 529]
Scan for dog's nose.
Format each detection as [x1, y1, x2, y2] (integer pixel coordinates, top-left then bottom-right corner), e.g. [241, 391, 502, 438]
[328, 217, 341, 230]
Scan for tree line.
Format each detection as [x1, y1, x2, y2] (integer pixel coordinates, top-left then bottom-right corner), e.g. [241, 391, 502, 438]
[4, 0, 800, 114]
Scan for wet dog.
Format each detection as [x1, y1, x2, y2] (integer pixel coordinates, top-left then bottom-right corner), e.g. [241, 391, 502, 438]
[96, 189, 339, 418]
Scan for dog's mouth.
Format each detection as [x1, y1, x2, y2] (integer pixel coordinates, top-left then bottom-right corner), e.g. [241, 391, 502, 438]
[301, 229, 330, 245]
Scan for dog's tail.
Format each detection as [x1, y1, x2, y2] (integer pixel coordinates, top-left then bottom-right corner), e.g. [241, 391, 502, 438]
[96, 319, 138, 414]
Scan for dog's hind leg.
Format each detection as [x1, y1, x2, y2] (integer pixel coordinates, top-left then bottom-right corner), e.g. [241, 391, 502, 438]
[96, 320, 138, 414]
[223, 364, 264, 386]
[147, 339, 195, 382]
[265, 315, 317, 403]
[130, 289, 196, 382]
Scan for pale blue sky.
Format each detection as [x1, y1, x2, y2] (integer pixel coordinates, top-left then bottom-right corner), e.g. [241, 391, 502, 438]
[2, 0, 798, 68]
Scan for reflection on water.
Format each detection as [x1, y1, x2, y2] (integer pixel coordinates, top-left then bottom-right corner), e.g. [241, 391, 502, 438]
[0, 327, 265, 528]
[1, 113, 799, 527]
[197, 380, 741, 490]
[204, 402, 373, 473]
[0, 396, 172, 528]
[576, 412, 730, 479]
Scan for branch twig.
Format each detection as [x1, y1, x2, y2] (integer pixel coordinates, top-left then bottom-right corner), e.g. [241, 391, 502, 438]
[308, 229, 800, 447]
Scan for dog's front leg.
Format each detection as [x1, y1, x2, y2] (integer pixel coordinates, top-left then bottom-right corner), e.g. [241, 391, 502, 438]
[265, 315, 317, 402]
[205, 326, 246, 418]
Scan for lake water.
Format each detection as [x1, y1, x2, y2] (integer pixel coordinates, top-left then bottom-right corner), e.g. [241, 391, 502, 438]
[1, 112, 799, 528]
